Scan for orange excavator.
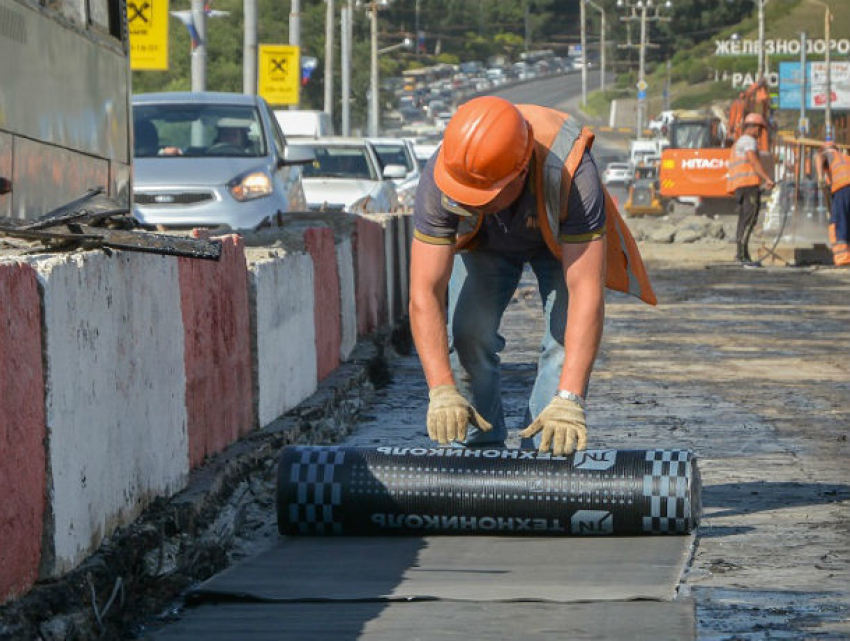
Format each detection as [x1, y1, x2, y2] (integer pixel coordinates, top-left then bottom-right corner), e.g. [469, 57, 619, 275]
[659, 80, 773, 215]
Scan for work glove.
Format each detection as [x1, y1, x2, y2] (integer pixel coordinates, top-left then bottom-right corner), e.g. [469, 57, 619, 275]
[519, 396, 587, 456]
[426, 385, 492, 444]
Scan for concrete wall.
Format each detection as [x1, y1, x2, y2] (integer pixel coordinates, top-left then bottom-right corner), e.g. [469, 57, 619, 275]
[248, 249, 317, 427]
[0, 211, 411, 601]
[179, 235, 254, 468]
[354, 216, 387, 336]
[33, 252, 189, 578]
[336, 237, 357, 360]
[0, 262, 46, 603]
[304, 228, 341, 381]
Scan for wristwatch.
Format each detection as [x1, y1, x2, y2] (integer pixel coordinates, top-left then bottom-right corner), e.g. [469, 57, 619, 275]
[555, 389, 585, 408]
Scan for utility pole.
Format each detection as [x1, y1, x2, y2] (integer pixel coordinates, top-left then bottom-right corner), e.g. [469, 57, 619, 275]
[324, 0, 335, 120]
[586, 0, 607, 92]
[341, 2, 351, 135]
[638, 3, 646, 134]
[369, 3, 379, 136]
[190, 0, 207, 91]
[824, 5, 832, 139]
[415, 0, 421, 58]
[800, 31, 807, 136]
[289, 0, 301, 109]
[524, 0, 531, 52]
[757, 0, 768, 80]
[580, 0, 587, 106]
[243, 0, 257, 94]
[618, 0, 672, 137]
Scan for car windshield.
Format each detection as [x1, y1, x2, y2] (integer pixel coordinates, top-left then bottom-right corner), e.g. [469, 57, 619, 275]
[133, 104, 267, 158]
[300, 145, 378, 180]
[372, 144, 413, 172]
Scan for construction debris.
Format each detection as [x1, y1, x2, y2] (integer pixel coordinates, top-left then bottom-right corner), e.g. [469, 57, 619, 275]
[0, 190, 221, 260]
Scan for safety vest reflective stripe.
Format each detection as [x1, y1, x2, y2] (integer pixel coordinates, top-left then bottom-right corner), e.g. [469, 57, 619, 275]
[726, 146, 760, 192]
[542, 117, 585, 238]
[825, 150, 850, 194]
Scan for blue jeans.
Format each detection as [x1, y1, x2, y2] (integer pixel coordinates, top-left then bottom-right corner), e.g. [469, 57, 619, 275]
[447, 248, 568, 448]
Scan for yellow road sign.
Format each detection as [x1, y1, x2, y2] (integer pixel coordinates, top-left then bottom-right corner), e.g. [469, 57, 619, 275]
[259, 45, 300, 106]
[128, 0, 169, 70]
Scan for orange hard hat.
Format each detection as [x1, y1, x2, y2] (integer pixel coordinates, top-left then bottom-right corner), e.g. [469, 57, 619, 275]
[434, 97, 533, 207]
[823, 140, 836, 148]
[744, 113, 768, 128]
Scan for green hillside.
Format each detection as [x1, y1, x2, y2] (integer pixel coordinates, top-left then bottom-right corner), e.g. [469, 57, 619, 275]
[585, 0, 849, 132]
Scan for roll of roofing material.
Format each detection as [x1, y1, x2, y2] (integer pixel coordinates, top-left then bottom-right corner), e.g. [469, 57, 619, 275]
[277, 446, 701, 537]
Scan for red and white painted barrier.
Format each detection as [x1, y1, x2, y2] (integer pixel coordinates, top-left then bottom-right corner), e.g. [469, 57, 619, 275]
[32, 251, 189, 578]
[0, 211, 411, 603]
[304, 227, 341, 381]
[179, 235, 254, 468]
[0, 262, 46, 602]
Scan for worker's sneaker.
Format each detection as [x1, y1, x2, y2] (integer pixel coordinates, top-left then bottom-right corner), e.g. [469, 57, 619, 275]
[740, 260, 763, 269]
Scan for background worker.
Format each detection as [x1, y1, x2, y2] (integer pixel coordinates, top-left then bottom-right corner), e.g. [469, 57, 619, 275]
[727, 113, 775, 266]
[816, 141, 850, 267]
[410, 96, 655, 456]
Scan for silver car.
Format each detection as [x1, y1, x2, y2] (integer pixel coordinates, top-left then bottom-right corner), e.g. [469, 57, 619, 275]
[289, 138, 402, 213]
[132, 92, 314, 231]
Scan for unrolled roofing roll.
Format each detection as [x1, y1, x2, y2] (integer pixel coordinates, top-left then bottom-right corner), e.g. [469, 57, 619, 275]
[277, 446, 701, 536]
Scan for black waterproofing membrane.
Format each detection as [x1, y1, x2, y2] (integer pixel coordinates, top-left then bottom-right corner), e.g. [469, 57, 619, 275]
[149, 601, 697, 640]
[277, 446, 701, 537]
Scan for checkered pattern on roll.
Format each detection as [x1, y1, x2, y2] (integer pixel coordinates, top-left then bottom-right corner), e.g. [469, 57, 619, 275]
[286, 447, 346, 534]
[642, 450, 693, 534]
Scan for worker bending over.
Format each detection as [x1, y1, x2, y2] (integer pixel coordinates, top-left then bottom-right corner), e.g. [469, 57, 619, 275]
[410, 97, 655, 456]
[817, 141, 850, 267]
[727, 113, 775, 266]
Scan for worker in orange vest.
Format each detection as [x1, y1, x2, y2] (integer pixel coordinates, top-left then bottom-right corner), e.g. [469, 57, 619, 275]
[727, 113, 775, 266]
[410, 96, 655, 456]
[817, 141, 850, 266]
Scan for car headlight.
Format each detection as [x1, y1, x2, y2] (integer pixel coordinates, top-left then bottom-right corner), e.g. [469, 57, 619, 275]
[229, 171, 273, 201]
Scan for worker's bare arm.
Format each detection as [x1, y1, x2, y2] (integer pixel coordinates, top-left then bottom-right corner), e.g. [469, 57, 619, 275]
[746, 150, 775, 187]
[559, 237, 606, 397]
[409, 238, 455, 389]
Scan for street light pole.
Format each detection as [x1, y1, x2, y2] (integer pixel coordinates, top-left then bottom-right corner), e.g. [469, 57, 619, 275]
[825, 5, 832, 138]
[580, 0, 587, 106]
[341, 3, 351, 135]
[638, 3, 646, 136]
[586, 0, 606, 92]
[243, 0, 257, 94]
[369, 3, 379, 136]
[190, 0, 207, 91]
[811, 0, 833, 138]
[289, 0, 301, 109]
[324, 0, 335, 120]
[618, 0, 672, 138]
[757, 0, 765, 79]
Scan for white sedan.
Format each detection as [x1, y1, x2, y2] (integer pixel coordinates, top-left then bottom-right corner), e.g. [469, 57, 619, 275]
[367, 137, 421, 209]
[288, 138, 402, 213]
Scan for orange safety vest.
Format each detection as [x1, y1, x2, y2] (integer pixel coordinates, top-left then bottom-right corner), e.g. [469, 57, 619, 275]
[828, 224, 850, 266]
[824, 148, 850, 194]
[455, 104, 657, 305]
[726, 137, 761, 193]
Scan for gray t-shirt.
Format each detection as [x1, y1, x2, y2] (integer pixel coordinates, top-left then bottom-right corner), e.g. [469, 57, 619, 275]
[734, 134, 758, 157]
[414, 150, 606, 254]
